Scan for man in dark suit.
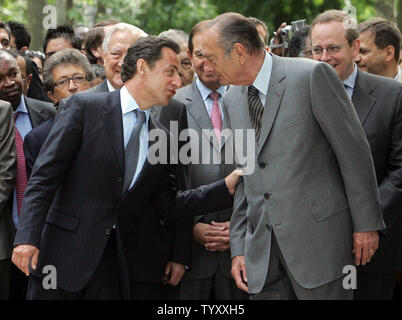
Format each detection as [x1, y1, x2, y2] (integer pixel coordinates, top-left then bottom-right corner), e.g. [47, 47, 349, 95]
[311, 10, 402, 300]
[171, 20, 247, 300]
[0, 49, 55, 299]
[11, 36, 240, 300]
[87, 23, 193, 292]
[0, 100, 16, 300]
[23, 48, 94, 178]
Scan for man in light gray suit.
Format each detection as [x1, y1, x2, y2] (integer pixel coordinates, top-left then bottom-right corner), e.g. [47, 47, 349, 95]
[200, 12, 385, 299]
[173, 20, 247, 300]
[0, 100, 16, 299]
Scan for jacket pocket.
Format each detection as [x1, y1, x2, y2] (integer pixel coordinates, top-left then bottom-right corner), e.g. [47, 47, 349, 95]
[312, 194, 349, 222]
[45, 210, 80, 231]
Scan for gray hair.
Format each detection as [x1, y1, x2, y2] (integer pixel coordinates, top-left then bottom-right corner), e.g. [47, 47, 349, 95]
[43, 48, 94, 92]
[158, 29, 189, 48]
[102, 22, 147, 53]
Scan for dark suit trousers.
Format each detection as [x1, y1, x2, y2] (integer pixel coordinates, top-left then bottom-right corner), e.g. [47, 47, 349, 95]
[354, 271, 397, 300]
[179, 267, 248, 300]
[0, 259, 11, 299]
[26, 230, 124, 300]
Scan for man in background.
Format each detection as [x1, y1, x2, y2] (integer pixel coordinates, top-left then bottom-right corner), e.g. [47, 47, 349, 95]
[311, 10, 402, 300]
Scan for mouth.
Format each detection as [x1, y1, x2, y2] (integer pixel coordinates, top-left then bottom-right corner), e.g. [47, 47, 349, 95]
[3, 88, 19, 97]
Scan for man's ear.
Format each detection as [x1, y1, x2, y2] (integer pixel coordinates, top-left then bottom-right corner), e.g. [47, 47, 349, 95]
[137, 58, 149, 75]
[47, 91, 58, 105]
[26, 73, 33, 91]
[232, 43, 247, 64]
[384, 45, 395, 63]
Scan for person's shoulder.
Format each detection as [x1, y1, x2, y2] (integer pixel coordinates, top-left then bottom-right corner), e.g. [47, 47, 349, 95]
[174, 82, 194, 103]
[24, 96, 56, 116]
[357, 69, 402, 91]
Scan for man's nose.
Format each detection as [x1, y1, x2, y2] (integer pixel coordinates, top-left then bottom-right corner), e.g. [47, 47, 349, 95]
[174, 74, 182, 88]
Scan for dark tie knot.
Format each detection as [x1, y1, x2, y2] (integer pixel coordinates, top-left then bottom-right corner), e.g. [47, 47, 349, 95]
[209, 91, 220, 102]
[135, 109, 146, 125]
[248, 85, 259, 97]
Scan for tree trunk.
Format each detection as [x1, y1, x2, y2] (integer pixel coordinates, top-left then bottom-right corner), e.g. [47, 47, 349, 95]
[397, 0, 402, 30]
[57, 0, 74, 26]
[26, 0, 47, 51]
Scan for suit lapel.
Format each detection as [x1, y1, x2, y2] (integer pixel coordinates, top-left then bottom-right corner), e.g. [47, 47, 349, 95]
[352, 70, 376, 126]
[24, 96, 45, 128]
[257, 54, 286, 156]
[101, 91, 124, 173]
[186, 82, 221, 151]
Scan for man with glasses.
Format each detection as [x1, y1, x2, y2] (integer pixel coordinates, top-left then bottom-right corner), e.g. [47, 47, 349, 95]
[24, 48, 94, 178]
[311, 10, 402, 300]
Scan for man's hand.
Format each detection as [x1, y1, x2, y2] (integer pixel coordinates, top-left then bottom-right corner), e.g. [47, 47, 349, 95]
[225, 169, 243, 196]
[271, 22, 287, 56]
[204, 221, 230, 252]
[353, 231, 379, 266]
[193, 222, 230, 252]
[231, 255, 248, 293]
[12, 245, 39, 276]
[163, 261, 186, 286]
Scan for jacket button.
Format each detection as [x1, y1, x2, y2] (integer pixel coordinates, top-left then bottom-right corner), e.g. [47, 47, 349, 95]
[264, 193, 271, 200]
[259, 162, 266, 169]
[117, 177, 123, 183]
[105, 228, 111, 235]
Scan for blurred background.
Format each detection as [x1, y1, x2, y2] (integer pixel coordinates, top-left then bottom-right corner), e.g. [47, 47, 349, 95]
[0, 0, 400, 51]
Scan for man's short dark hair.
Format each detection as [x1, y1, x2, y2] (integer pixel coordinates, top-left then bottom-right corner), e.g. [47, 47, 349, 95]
[7, 21, 31, 49]
[83, 27, 105, 64]
[43, 25, 82, 54]
[7, 49, 32, 75]
[209, 13, 264, 56]
[289, 26, 311, 57]
[121, 36, 180, 82]
[188, 20, 210, 54]
[359, 18, 401, 62]
[0, 21, 11, 46]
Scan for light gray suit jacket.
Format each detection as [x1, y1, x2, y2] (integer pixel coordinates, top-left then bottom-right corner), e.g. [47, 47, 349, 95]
[0, 100, 16, 260]
[224, 54, 385, 293]
[174, 81, 235, 280]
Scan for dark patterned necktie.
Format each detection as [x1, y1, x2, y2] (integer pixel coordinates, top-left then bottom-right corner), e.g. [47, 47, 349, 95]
[13, 112, 28, 216]
[248, 85, 264, 141]
[123, 109, 146, 193]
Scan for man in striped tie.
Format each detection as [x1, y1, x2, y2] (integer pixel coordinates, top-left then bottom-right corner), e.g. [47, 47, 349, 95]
[0, 50, 55, 299]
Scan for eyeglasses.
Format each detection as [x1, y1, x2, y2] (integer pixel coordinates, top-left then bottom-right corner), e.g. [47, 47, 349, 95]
[312, 43, 349, 56]
[53, 75, 88, 90]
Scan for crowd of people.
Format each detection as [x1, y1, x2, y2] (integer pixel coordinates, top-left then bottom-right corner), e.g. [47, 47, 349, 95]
[0, 9, 401, 301]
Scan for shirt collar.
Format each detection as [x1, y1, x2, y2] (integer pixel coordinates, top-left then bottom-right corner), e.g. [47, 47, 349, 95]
[196, 76, 226, 102]
[107, 80, 117, 92]
[14, 95, 28, 114]
[343, 63, 358, 90]
[120, 86, 150, 122]
[394, 66, 401, 81]
[251, 52, 272, 96]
